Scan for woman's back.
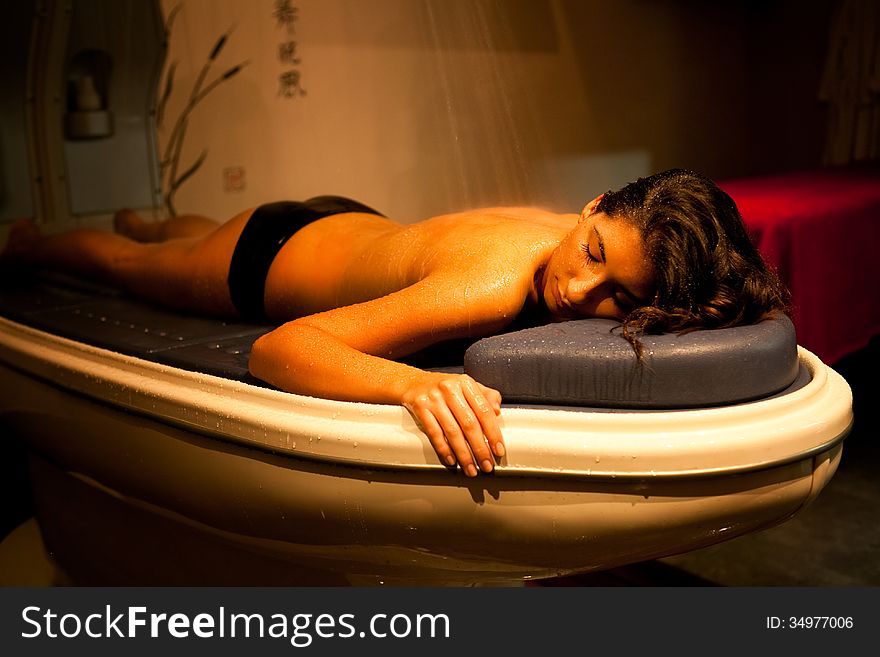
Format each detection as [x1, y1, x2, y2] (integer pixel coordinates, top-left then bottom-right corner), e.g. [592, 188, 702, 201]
[264, 207, 575, 321]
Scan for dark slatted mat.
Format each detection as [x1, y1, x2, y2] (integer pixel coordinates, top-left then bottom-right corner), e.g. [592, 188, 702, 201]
[0, 271, 274, 383]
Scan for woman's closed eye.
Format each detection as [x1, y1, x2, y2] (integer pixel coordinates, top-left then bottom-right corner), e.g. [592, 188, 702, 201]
[580, 243, 599, 264]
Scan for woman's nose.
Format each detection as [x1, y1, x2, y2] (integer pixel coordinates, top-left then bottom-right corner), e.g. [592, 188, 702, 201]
[566, 273, 601, 304]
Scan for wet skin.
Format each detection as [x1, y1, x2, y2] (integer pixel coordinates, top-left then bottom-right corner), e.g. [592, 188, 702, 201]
[4, 197, 656, 477]
[537, 203, 655, 321]
[250, 197, 656, 476]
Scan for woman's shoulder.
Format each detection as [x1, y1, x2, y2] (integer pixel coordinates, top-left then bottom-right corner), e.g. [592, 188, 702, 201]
[405, 206, 575, 241]
[421, 205, 575, 223]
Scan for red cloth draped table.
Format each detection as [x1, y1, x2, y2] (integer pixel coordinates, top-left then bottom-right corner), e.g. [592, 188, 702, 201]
[719, 167, 880, 365]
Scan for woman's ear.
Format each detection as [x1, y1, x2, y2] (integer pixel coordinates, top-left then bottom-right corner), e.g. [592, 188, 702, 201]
[580, 194, 604, 221]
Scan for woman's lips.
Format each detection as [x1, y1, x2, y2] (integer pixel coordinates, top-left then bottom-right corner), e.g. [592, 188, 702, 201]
[552, 283, 574, 316]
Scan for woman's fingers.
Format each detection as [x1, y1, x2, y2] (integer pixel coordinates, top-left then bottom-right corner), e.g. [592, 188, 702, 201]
[408, 403, 457, 467]
[440, 378, 495, 474]
[403, 389, 476, 473]
[461, 379, 505, 459]
[432, 396, 481, 477]
[402, 374, 505, 477]
[479, 384, 503, 415]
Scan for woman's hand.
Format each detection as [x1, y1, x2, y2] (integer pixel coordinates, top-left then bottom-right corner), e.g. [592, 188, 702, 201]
[401, 372, 505, 477]
[249, 278, 515, 477]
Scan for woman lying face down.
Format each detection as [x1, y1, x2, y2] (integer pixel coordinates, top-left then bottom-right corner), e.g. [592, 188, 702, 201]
[1, 169, 789, 477]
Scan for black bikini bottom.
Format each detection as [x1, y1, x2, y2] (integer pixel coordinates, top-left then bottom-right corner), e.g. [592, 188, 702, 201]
[226, 196, 384, 319]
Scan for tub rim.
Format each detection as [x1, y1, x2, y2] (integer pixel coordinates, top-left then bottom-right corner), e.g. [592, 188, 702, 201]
[0, 315, 853, 479]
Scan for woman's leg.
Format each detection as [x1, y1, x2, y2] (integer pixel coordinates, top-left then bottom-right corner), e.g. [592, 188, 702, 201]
[3, 211, 253, 317]
[113, 208, 222, 242]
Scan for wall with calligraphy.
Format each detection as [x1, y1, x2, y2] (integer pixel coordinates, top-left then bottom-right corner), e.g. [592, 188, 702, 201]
[158, 0, 832, 222]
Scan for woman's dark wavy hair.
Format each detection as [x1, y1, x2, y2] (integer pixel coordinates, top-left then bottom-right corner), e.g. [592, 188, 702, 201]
[594, 168, 791, 358]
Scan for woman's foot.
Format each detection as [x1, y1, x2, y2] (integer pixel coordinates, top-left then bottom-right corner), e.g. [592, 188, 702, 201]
[1, 218, 42, 265]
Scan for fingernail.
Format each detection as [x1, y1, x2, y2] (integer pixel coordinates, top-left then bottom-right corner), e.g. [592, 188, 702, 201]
[465, 463, 478, 477]
[481, 459, 493, 473]
[445, 455, 456, 466]
[494, 443, 506, 457]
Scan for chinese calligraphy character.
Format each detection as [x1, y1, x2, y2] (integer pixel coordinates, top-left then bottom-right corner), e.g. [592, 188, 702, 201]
[278, 40, 301, 65]
[278, 69, 306, 98]
[273, 0, 298, 30]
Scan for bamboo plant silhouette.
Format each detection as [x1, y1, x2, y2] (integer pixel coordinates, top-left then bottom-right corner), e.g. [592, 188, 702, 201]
[157, 4, 249, 216]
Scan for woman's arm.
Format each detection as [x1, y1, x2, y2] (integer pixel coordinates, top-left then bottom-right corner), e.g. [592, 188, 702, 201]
[249, 276, 515, 476]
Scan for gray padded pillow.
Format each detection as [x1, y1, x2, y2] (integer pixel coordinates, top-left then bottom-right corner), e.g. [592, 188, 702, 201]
[463, 315, 800, 408]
